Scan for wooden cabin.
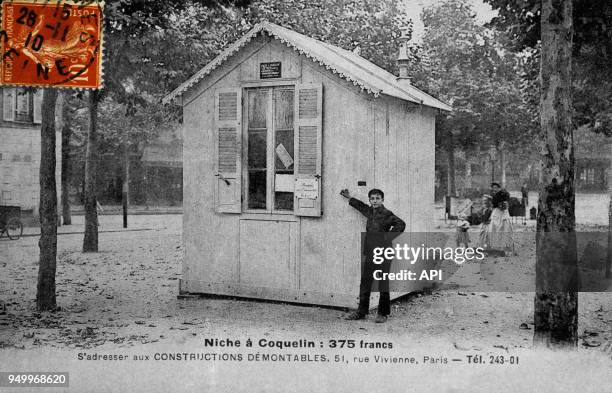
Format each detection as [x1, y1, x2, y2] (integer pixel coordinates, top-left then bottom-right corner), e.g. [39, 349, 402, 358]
[164, 22, 451, 307]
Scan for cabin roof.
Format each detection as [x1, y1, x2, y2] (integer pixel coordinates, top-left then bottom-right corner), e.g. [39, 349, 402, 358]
[163, 21, 452, 111]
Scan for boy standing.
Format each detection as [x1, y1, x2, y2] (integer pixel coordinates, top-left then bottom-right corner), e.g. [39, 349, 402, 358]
[340, 188, 406, 323]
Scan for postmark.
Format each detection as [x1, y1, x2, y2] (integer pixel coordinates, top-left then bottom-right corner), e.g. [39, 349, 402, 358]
[0, 0, 103, 89]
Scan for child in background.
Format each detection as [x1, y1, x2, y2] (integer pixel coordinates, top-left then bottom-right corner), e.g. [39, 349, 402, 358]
[478, 194, 493, 249]
[456, 214, 470, 248]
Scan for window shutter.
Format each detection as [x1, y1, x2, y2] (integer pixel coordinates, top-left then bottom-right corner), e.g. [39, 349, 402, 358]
[3, 88, 15, 121]
[33, 89, 42, 124]
[294, 83, 323, 217]
[214, 88, 242, 213]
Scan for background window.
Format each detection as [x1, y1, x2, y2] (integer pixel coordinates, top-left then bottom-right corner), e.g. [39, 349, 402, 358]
[15, 89, 30, 121]
[2, 87, 42, 123]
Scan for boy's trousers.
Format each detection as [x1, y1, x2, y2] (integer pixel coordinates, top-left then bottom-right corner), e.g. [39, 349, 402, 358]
[357, 256, 391, 316]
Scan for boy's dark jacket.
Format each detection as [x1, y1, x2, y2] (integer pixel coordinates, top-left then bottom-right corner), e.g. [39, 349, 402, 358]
[348, 197, 406, 255]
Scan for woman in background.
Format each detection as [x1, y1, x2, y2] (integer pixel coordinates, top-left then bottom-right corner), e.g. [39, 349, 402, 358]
[488, 182, 514, 255]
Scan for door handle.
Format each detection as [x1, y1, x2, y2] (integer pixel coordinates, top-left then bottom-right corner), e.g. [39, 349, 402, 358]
[215, 173, 230, 186]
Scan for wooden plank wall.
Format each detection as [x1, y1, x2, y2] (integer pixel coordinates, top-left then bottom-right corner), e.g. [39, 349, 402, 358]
[296, 59, 376, 296]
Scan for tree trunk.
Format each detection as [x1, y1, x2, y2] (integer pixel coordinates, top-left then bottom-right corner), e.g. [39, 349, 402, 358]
[606, 194, 611, 278]
[607, 151, 612, 279]
[538, 164, 543, 185]
[83, 90, 99, 252]
[122, 141, 129, 228]
[465, 156, 472, 190]
[36, 89, 59, 312]
[534, 0, 577, 347]
[499, 144, 507, 188]
[81, 176, 85, 204]
[446, 134, 456, 196]
[59, 93, 72, 225]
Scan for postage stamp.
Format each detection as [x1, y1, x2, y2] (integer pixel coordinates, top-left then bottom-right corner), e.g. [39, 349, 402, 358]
[0, 0, 103, 89]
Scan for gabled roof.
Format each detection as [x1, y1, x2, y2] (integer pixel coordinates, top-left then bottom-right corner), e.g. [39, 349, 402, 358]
[163, 22, 452, 112]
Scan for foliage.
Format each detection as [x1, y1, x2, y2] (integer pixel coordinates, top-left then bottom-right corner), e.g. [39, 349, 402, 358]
[70, 0, 414, 163]
[238, 0, 412, 73]
[413, 0, 533, 152]
[484, 0, 612, 135]
[62, 0, 417, 205]
[68, 1, 246, 161]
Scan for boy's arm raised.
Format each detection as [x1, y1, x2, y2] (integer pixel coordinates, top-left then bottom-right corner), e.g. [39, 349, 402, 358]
[348, 197, 371, 217]
[340, 189, 370, 217]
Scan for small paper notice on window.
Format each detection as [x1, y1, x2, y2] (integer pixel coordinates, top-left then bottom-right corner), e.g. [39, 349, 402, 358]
[275, 144, 294, 169]
[275, 174, 294, 192]
[295, 178, 318, 199]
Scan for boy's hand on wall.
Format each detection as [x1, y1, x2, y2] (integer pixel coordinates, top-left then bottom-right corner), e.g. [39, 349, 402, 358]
[340, 189, 351, 199]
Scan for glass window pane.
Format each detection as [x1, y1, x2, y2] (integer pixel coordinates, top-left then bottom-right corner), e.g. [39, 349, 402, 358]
[16, 88, 28, 114]
[273, 88, 294, 211]
[248, 130, 267, 169]
[15, 88, 31, 122]
[274, 192, 293, 210]
[248, 89, 267, 129]
[274, 130, 294, 172]
[248, 170, 267, 209]
[246, 88, 268, 210]
[275, 89, 294, 130]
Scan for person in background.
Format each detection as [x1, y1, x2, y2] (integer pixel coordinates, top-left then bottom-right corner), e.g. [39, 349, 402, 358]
[478, 194, 493, 250]
[456, 214, 470, 248]
[489, 182, 514, 255]
[521, 184, 529, 208]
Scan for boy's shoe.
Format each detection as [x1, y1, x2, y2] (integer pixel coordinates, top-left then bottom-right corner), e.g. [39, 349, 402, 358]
[374, 314, 388, 323]
[345, 311, 366, 320]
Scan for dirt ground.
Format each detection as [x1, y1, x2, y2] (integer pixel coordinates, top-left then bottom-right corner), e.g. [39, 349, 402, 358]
[1, 214, 610, 354]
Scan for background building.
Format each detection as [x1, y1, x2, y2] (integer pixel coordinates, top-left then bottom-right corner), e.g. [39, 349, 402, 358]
[0, 87, 61, 218]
